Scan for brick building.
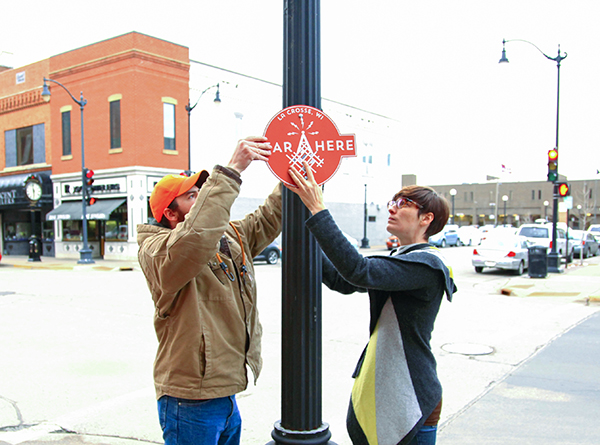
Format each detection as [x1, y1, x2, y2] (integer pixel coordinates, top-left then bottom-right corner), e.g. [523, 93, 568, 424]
[1, 32, 191, 259]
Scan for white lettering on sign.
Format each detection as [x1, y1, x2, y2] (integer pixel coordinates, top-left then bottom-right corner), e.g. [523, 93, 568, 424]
[286, 107, 314, 116]
[313, 140, 354, 151]
[272, 142, 294, 153]
[0, 190, 17, 205]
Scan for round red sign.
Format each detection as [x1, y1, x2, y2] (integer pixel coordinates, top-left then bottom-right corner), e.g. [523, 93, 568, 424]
[263, 105, 356, 186]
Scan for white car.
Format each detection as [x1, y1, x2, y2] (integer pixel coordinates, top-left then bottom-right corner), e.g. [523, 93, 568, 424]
[516, 223, 573, 262]
[472, 234, 531, 275]
[588, 224, 600, 243]
[457, 226, 482, 246]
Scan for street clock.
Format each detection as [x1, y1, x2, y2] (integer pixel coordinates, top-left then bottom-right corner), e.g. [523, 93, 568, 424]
[24, 176, 43, 203]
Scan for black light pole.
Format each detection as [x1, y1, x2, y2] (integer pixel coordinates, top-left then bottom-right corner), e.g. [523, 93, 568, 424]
[361, 183, 370, 248]
[269, 0, 333, 444]
[185, 84, 221, 175]
[499, 39, 567, 273]
[42, 78, 94, 264]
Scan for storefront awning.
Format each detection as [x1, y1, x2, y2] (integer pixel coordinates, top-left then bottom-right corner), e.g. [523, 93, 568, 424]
[46, 198, 126, 221]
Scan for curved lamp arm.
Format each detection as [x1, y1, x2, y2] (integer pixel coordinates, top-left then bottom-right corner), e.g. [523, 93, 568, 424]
[186, 83, 220, 113]
[500, 39, 567, 65]
[42, 77, 87, 108]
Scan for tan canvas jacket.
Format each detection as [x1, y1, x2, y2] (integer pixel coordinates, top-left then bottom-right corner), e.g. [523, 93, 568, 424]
[137, 166, 282, 400]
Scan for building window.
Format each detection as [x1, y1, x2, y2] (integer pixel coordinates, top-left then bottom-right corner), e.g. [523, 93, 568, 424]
[532, 190, 535, 200]
[110, 99, 121, 149]
[16, 126, 34, 165]
[162, 98, 177, 151]
[4, 124, 45, 167]
[538, 190, 542, 200]
[62, 110, 72, 156]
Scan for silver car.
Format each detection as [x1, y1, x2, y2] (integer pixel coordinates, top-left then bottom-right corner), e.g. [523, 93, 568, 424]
[472, 235, 531, 275]
[569, 230, 599, 258]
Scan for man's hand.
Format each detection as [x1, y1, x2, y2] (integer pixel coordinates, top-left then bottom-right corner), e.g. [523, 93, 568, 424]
[286, 161, 327, 215]
[227, 136, 272, 173]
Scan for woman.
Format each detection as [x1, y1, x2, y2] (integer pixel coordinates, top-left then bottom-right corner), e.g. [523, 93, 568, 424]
[287, 162, 457, 445]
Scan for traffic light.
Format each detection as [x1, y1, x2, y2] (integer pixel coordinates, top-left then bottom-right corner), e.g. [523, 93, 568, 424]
[547, 148, 558, 182]
[557, 182, 570, 197]
[83, 168, 96, 205]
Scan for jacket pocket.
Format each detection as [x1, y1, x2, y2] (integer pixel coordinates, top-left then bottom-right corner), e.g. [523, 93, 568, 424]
[208, 261, 226, 285]
[203, 261, 235, 301]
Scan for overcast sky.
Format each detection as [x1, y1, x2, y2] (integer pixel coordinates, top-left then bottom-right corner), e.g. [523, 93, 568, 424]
[2, 0, 599, 186]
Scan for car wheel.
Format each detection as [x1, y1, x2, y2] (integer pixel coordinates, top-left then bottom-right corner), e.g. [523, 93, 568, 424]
[457, 239, 463, 247]
[475, 266, 483, 273]
[441, 239, 447, 248]
[515, 261, 524, 276]
[266, 250, 279, 265]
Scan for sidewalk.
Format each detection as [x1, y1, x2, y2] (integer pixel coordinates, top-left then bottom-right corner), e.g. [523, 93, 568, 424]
[0, 255, 140, 272]
[0, 254, 599, 444]
[438, 310, 600, 444]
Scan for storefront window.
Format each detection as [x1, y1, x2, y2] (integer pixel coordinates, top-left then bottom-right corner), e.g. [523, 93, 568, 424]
[61, 220, 98, 241]
[3, 222, 31, 241]
[42, 221, 54, 241]
[106, 203, 128, 241]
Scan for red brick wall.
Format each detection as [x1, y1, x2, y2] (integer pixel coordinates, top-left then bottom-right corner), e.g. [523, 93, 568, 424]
[47, 32, 190, 175]
[0, 60, 52, 171]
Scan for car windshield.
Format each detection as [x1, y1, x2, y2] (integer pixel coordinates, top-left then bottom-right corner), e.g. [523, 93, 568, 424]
[519, 227, 549, 238]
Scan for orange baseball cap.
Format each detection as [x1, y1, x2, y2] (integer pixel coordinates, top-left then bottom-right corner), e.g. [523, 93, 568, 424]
[150, 170, 210, 221]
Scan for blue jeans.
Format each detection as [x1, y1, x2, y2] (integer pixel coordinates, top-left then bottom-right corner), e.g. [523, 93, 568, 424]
[407, 425, 437, 445]
[158, 395, 242, 445]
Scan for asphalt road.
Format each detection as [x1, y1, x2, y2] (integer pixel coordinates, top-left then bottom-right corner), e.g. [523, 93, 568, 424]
[0, 246, 598, 444]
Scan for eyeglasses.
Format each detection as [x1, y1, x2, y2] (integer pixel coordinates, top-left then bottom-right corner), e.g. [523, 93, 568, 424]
[387, 197, 424, 210]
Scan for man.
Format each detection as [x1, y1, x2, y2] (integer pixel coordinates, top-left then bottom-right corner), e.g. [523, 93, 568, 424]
[137, 136, 281, 445]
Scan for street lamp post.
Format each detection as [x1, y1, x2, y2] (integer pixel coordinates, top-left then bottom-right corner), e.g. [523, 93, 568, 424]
[502, 195, 509, 225]
[42, 77, 94, 264]
[449, 188, 457, 224]
[499, 39, 567, 273]
[544, 200, 550, 220]
[185, 84, 221, 174]
[361, 183, 370, 248]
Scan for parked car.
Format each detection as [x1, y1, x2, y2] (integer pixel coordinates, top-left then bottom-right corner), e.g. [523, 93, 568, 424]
[457, 226, 482, 246]
[386, 235, 400, 250]
[516, 223, 573, 262]
[253, 241, 281, 265]
[429, 225, 460, 247]
[588, 224, 600, 243]
[569, 230, 599, 258]
[472, 234, 531, 275]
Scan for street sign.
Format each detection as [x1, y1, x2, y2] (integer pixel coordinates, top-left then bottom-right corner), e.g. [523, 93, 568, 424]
[264, 105, 356, 186]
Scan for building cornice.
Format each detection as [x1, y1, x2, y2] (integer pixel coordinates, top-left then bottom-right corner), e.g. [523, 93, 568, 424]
[49, 49, 189, 80]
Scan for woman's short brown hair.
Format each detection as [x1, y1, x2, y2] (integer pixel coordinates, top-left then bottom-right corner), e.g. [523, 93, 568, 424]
[393, 185, 450, 239]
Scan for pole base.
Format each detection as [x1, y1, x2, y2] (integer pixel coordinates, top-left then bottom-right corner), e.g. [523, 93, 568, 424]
[360, 238, 370, 249]
[78, 248, 95, 264]
[547, 252, 562, 273]
[268, 422, 336, 445]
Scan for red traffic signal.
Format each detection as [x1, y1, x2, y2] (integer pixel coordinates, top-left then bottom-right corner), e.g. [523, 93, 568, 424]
[85, 168, 95, 186]
[557, 183, 570, 197]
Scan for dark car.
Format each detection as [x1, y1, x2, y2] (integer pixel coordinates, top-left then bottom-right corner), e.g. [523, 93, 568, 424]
[253, 241, 281, 265]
